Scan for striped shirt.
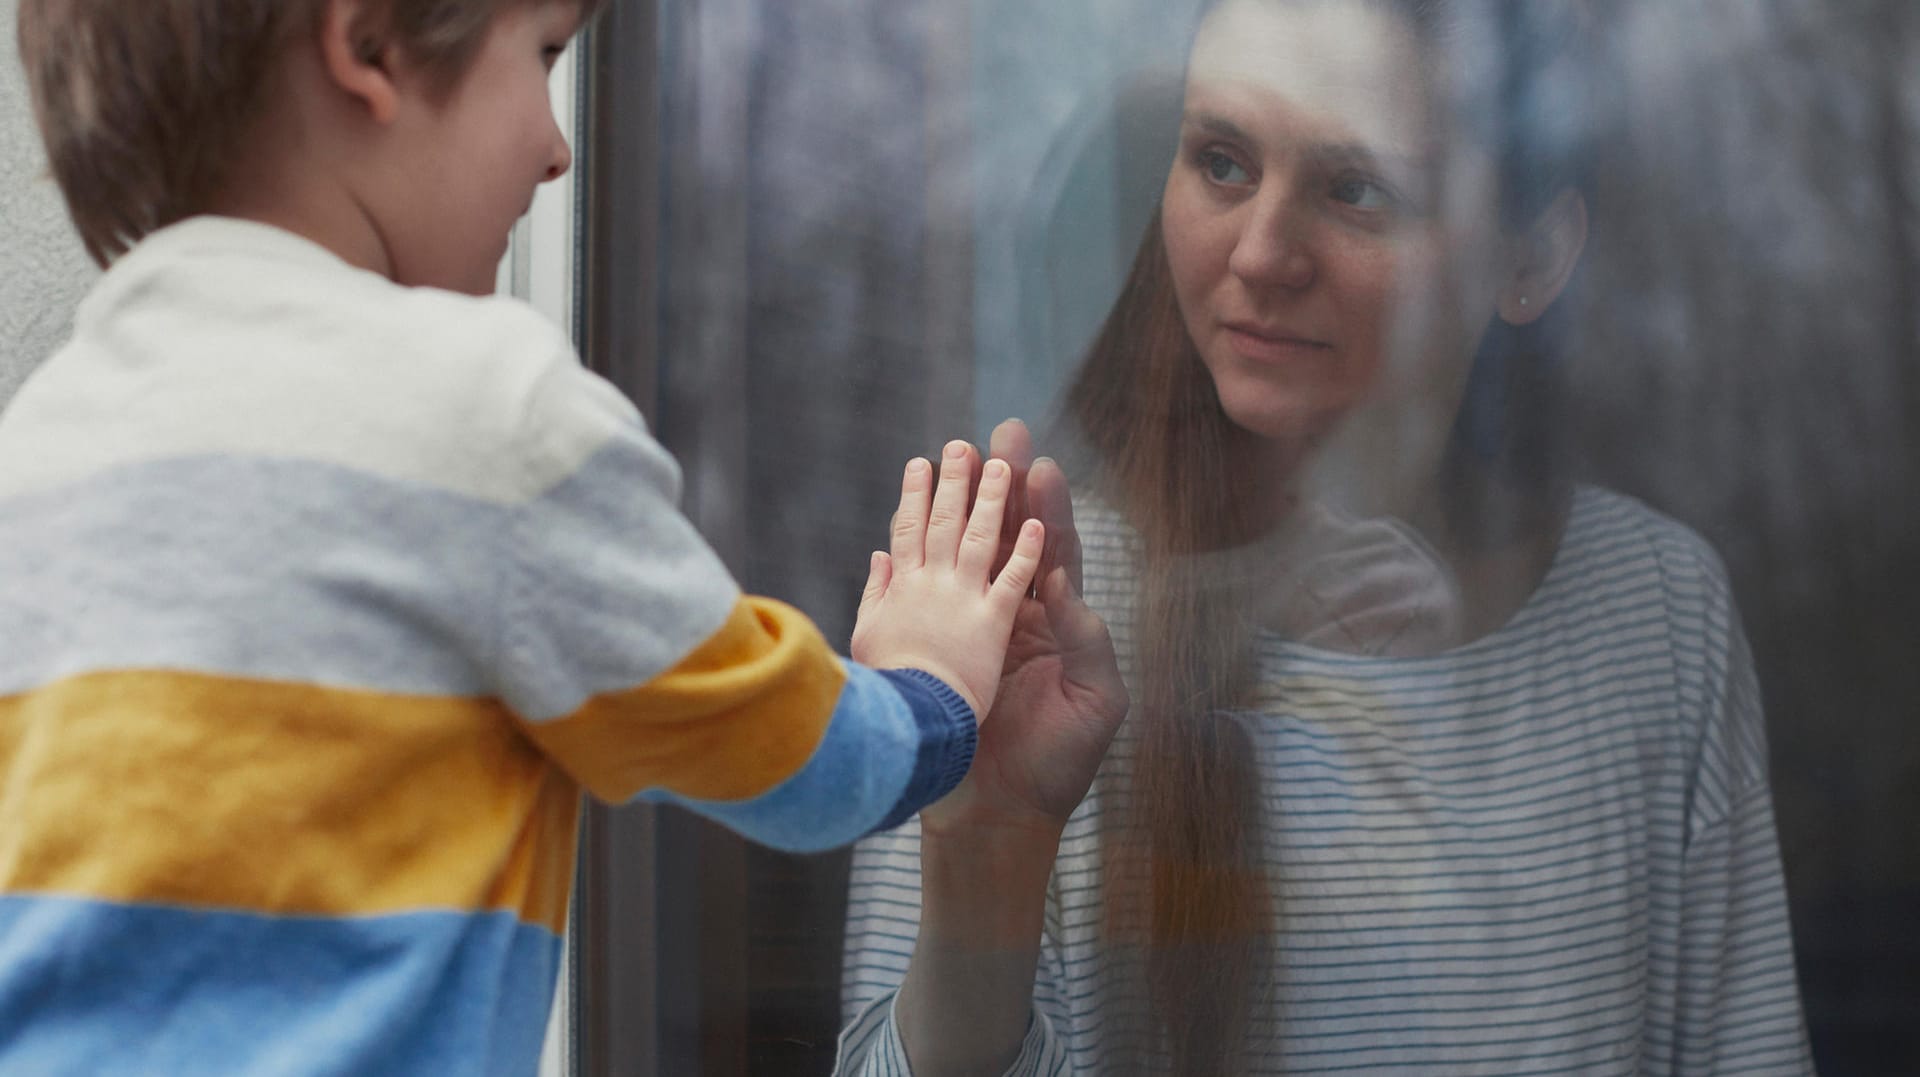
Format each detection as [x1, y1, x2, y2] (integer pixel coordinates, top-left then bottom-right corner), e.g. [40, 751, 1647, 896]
[0, 217, 974, 1074]
[839, 487, 1814, 1075]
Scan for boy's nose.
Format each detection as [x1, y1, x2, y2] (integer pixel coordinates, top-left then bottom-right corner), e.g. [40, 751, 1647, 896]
[546, 129, 573, 182]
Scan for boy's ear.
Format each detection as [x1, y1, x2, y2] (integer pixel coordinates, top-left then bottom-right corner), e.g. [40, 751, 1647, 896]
[319, 0, 401, 126]
[1496, 189, 1588, 326]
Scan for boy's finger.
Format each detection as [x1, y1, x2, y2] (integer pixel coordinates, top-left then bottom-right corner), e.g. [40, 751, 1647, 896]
[991, 519, 1045, 613]
[924, 440, 975, 568]
[959, 459, 1014, 580]
[858, 551, 892, 619]
[889, 458, 933, 571]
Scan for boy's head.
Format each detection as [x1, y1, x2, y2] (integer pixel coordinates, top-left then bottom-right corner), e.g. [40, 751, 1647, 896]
[18, 0, 600, 291]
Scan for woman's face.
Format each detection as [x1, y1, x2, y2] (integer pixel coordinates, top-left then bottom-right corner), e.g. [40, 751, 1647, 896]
[1163, 0, 1510, 454]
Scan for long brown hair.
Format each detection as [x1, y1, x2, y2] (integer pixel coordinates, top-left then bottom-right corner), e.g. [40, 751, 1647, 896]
[16, 0, 604, 267]
[1066, 212, 1277, 1076]
[1060, 2, 1597, 1072]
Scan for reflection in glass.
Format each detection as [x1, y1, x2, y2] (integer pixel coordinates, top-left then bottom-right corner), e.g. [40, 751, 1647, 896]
[578, 0, 1920, 1073]
[841, 2, 1812, 1074]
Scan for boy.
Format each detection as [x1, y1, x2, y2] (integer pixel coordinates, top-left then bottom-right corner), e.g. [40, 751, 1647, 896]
[0, 0, 1046, 1071]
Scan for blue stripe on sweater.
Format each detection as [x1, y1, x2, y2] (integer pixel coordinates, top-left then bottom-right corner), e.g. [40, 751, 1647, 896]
[0, 895, 557, 1076]
[872, 668, 978, 830]
[638, 662, 971, 852]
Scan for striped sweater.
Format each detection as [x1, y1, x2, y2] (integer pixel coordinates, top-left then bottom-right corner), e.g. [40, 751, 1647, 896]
[0, 217, 973, 1074]
[839, 488, 1814, 1075]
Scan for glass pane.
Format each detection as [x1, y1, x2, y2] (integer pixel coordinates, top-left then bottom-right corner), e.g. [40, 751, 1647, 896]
[579, 1, 1920, 1073]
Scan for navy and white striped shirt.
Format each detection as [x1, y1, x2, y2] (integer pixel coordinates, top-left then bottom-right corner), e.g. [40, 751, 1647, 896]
[838, 486, 1813, 1075]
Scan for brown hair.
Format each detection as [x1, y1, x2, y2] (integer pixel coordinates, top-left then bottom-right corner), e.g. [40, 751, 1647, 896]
[1067, 214, 1276, 1075]
[1062, 1, 1597, 1072]
[16, 0, 603, 267]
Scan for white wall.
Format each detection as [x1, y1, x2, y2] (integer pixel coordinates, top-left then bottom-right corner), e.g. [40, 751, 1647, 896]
[0, 0, 97, 412]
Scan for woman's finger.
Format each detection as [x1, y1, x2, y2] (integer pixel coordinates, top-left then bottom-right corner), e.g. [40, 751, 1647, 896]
[1028, 457, 1084, 593]
[988, 419, 1035, 570]
[1039, 566, 1126, 720]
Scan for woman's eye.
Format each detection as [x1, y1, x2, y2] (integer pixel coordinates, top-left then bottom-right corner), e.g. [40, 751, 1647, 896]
[1330, 175, 1394, 210]
[1199, 150, 1252, 186]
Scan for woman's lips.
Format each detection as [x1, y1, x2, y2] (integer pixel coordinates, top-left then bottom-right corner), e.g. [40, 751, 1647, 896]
[1223, 322, 1332, 364]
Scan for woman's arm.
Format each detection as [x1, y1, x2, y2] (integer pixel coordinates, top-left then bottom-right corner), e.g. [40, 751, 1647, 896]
[838, 566, 1114, 1077]
[1661, 619, 1813, 1075]
[890, 817, 1066, 1075]
[837, 815, 1069, 1077]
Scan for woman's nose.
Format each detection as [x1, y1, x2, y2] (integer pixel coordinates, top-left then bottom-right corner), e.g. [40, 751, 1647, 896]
[1227, 192, 1315, 291]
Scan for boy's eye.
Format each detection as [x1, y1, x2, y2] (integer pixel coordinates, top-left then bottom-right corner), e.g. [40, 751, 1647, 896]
[1198, 149, 1252, 186]
[542, 44, 568, 67]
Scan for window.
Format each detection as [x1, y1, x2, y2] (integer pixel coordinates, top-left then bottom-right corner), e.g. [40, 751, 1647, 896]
[561, 2, 1920, 1073]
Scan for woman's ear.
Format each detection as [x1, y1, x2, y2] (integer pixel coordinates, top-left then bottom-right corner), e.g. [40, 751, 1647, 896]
[1496, 189, 1588, 326]
[318, 0, 401, 126]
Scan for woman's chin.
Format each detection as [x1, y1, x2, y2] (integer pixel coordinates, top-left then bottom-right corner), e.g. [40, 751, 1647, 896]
[1217, 397, 1343, 450]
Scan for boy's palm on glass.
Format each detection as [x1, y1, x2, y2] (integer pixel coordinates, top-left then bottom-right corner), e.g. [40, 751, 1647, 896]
[852, 444, 1044, 720]
[925, 422, 1129, 833]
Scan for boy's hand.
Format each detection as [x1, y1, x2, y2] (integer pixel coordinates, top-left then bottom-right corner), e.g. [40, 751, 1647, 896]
[851, 441, 1045, 719]
[920, 420, 1129, 834]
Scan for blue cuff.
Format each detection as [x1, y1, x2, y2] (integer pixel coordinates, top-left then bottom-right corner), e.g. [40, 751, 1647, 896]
[872, 669, 978, 831]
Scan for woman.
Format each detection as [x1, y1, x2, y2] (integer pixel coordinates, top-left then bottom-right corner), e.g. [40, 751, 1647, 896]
[837, 1, 1813, 1073]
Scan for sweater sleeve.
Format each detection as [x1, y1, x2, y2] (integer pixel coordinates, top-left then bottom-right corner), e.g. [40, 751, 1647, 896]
[835, 818, 1075, 1076]
[491, 355, 974, 851]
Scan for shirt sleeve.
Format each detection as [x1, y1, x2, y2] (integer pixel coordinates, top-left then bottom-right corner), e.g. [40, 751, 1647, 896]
[1655, 609, 1814, 1075]
[490, 355, 975, 852]
[835, 818, 1075, 1076]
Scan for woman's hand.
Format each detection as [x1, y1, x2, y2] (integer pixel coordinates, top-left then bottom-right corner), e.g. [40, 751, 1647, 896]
[919, 421, 1129, 839]
[888, 422, 1129, 1077]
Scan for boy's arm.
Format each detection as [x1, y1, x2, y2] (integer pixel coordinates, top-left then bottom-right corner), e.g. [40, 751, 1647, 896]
[528, 592, 980, 852]
[494, 360, 1038, 851]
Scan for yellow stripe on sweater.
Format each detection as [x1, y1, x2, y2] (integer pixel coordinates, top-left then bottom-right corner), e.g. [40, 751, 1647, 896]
[0, 672, 577, 934]
[520, 597, 844, 803]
